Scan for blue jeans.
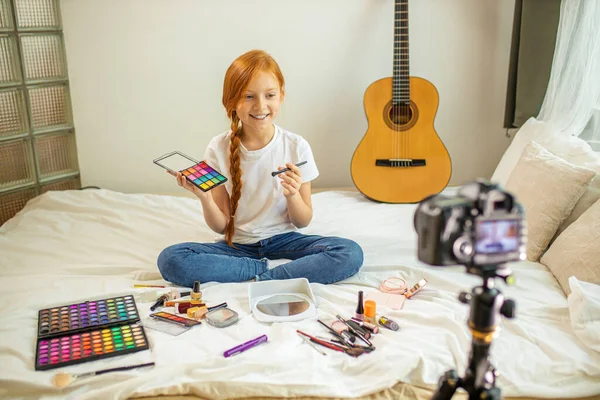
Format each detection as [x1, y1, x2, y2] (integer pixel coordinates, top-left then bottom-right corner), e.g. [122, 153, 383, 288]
[157, 232, 363, 286]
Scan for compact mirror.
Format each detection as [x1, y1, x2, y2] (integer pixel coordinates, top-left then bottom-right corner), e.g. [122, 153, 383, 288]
[255, 294, 311, 317]
[153, 151, 199, 173]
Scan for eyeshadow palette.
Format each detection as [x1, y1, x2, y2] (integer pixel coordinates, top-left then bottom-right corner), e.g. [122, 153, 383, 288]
[35, 294, 149, 371]
[153, 151, 227, 192]
[150, 311, 201, 327]
[37, 295, 140, 339]
[35, 323, 149, 371]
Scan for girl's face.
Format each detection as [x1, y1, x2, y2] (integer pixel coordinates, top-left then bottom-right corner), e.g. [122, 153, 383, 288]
[236, 70, 282, 135]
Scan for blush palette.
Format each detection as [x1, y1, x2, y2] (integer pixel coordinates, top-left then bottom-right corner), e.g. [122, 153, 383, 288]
[153, 151, 227, 192]
[35, 295, 148, 371]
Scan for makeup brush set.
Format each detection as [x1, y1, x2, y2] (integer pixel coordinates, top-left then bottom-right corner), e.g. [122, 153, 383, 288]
[297, 318, 377, 358]
[295, 290, 401, 357]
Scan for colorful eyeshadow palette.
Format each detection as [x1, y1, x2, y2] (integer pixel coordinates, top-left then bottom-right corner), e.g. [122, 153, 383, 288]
[150, 311, 201, 327]
[153, 150, 227, 192]
[37, 295, 140, 339]
[35, 323, 149, 371]
[35, 294, 149, 371]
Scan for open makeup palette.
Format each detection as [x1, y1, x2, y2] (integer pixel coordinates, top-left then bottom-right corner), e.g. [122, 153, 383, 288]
[35, 295, 149, 371]
[153, 151, 227, 192]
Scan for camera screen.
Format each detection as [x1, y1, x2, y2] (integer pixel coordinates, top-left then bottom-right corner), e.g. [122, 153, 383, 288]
[475, 219, 520, 254]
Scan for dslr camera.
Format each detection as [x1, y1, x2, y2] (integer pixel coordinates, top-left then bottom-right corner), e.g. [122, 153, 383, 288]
[414, 179, 527, 267]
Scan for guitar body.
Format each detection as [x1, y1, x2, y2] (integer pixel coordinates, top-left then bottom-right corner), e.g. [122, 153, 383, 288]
[351, 76, 452, 203]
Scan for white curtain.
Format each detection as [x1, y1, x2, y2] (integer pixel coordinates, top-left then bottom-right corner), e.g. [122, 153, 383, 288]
[537, 0, 600, 149]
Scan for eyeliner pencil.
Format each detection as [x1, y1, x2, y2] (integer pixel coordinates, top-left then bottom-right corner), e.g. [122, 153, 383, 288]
[271, 161, 307, 177]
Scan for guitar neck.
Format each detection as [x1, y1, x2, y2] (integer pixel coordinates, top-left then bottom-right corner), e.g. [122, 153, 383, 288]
[392, 0, 409, 105]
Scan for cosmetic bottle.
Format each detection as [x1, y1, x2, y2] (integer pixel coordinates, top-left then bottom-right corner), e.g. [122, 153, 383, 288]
[364, 300, 376, 324]
[355, 291, 364, 321]
[175, 302, 192, 314]
[191, 280, 203, 305]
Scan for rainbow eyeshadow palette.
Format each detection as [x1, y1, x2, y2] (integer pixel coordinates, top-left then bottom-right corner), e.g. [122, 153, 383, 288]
[35, 295, 148, 371]
[37, 295, 140, 339]
[153, 151, 227, 192]
[35, 323, 149, 371]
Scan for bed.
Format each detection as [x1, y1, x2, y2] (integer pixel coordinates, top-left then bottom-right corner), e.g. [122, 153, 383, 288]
[1, 120, 600, 400]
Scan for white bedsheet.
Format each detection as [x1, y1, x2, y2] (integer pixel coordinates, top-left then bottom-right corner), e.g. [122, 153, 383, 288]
[0, 189, 599, 399]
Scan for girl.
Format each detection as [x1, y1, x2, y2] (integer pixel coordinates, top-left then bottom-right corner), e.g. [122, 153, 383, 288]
[157, 50, 363, 286]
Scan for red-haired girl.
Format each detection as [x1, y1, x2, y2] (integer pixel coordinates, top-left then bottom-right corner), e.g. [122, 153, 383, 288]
[158, 50, 363, 285]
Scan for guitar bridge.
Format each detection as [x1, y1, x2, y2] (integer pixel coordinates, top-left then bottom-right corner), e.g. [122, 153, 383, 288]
[376, 159, 426, 167]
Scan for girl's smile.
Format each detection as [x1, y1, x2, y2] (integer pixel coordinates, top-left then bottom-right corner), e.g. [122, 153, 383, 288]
[250, 113, 269, 120]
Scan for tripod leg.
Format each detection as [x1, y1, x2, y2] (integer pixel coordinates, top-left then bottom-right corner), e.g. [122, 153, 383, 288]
[431, 370, 460, 400]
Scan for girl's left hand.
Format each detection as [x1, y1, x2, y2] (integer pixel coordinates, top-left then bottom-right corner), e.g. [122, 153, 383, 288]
[277, 163, 303, 198]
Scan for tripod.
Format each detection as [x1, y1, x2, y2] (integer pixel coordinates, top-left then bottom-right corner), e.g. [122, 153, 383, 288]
[431, 264, 516, 400]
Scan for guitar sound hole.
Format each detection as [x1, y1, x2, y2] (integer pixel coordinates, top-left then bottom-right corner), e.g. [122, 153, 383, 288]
[389, 104, 413, 126]
[383, 100, 418, 131]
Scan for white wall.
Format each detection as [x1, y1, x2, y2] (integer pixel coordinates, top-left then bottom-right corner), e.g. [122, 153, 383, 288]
[60, 0, 515, 194]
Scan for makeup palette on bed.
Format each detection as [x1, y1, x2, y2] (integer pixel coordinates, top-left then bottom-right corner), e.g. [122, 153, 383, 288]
[37, 295, 140, 339]
[35, 295, 149, 371]
[35, 323, 149, 371]
[153, 150, 227, 192]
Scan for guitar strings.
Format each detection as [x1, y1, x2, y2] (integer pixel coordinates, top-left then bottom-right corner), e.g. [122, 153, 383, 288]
[403, 0, 409, 166]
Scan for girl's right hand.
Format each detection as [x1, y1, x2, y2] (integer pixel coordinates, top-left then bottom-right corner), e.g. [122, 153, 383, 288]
[169, 171, 209, 199]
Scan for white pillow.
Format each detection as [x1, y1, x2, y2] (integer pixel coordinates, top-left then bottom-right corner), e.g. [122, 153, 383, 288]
[505, 141, 596, 261]
[493, 118, 600, 235]
[541, 198, 600, 295]
[567, 277, 600, 353]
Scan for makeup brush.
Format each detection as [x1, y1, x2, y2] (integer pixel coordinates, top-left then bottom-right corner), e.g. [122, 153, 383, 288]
[335, 315, 373, 347]
[317, 319, 354, 346]
[297, 331, 327, 355]
[51, 362, 155, 388]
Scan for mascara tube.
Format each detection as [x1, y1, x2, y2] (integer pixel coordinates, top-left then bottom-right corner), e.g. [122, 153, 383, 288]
[150, 294, 167, 311]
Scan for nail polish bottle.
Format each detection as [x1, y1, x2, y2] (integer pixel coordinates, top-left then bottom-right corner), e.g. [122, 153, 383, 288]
[355, 291, 364, 321]
[191, 280, 203, 305]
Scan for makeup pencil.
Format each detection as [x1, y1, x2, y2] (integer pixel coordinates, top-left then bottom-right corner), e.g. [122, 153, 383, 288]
[271, 161, 307, 177]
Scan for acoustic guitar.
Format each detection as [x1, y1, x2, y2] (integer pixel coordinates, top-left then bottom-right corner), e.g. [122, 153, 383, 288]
[351, 0, 452, 203]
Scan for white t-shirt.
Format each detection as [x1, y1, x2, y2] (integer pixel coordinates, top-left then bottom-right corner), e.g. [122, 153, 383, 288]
[204, 124, 319, 244]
